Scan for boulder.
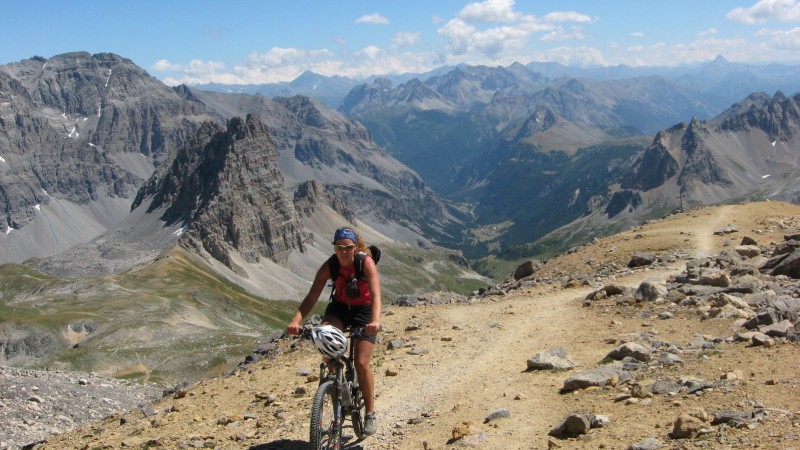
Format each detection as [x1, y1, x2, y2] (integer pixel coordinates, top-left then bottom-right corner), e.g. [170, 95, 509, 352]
[628, 253, 656, 268]
[562, 366, 631, 392]
[635, 281, 667, 302]
[766, 249, 800, 278]
[527, 347, 577, 371]
[513, 260, 542, 280]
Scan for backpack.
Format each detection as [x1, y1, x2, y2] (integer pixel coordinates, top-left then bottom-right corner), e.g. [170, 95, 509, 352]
[327, 245, 381, 298]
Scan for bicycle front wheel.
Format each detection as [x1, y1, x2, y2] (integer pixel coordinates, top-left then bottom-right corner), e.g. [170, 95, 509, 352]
[310, 380, 342, 450]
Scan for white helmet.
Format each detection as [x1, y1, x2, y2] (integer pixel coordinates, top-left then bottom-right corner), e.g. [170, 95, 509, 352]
[310, 325, 347, 357]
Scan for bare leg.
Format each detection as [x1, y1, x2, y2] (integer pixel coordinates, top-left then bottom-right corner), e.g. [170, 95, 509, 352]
[354, 338, 376, 413]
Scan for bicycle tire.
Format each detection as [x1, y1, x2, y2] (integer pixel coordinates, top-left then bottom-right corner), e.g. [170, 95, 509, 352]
[349, 370, 366, 439]
[310, 380, 342, 450]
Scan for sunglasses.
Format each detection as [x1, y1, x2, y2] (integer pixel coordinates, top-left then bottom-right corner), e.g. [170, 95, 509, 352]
[334, 244, 356, 251]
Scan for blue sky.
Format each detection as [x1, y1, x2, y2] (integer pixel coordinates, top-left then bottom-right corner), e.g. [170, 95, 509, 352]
[4, 0, 800, 86]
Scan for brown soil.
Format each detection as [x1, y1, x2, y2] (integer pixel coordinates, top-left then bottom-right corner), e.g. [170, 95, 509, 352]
[40, 201, 800, 450]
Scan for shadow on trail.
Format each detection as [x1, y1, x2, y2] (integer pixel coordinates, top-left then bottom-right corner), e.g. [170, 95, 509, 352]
[249, 439, 306, 450]
[249, 438, 365, 450]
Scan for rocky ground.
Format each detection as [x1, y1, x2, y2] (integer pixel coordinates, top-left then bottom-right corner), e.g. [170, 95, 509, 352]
[0, 367, 163, 449]
[2, 201, 800, 450]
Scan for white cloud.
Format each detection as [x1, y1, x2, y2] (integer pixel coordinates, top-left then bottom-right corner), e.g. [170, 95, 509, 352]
[630, 32, 645, 38]
[391, 32, 421, 48]
[757, 26, 800, 47]
[543, 11, 593, 23]
[472, 25, 530, 57]
[727, 0, 800, 24]
[247, 48, 332, 66]
[438, 17, 538, 60]
[154, 48, 340, 85]
[152, 59, 181, 71]
[698, 28, 718, 38]
[438, 18, 478, 56]
[355, 13, 389, 25]
[152, 59, 228, 85]
[357, 46, 382, 59]
[540, 25, 587, 42]
[184, 59, 225, 75]
[459, 0, 520, 23]
[536, 46, 607, 66]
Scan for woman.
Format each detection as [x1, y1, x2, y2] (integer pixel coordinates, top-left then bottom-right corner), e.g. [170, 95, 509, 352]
[286, 227, 381, 436]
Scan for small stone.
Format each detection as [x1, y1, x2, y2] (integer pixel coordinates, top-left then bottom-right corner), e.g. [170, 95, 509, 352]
[484, 408, 511, 423]
[173, 388, 189, 399]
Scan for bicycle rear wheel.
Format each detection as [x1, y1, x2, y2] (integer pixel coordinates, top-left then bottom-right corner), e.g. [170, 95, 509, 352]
[310, 380, 342, 450]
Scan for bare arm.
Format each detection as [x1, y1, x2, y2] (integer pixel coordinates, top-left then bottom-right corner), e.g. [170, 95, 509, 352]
[286, 261, 331, 335]
[363, 256, 382, 334]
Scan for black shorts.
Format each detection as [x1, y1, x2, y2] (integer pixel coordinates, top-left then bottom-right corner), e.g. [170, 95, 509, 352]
[323, 301, 377, 344]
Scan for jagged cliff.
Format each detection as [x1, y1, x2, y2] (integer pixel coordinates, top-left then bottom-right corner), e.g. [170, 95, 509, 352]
[622, 92, 800, 206]
[181, 89, 460, 245]
[133, 114, 305, 273]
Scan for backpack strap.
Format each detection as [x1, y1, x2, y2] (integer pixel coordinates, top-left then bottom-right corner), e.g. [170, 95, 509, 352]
[327, 254, 340, 300]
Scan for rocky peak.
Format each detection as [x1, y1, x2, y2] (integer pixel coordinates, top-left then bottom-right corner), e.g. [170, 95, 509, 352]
[293, 180, 357, 224]
[396, 79, 444, 105]
[134, 113, 305, 273]
[719, 92, 800, 142]
[516, 106, 558, 138]
[274, 95, 328, 128]
[620, 139, 679, 192]
[338, 78, 394, 115]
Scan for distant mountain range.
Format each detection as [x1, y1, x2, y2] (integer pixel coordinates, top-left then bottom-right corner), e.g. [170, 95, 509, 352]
[198, 55, 800, 116]
[2, 52, 799, 281]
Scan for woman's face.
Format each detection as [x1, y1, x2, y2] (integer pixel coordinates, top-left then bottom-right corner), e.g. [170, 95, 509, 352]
[333, 239, 356, 266]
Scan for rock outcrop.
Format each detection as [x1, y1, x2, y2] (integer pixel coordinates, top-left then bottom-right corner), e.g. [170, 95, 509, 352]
[133, 113, 305, 273]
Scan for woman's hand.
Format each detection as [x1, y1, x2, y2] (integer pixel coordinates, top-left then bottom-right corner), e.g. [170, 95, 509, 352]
[287, 321, 302, 336]
[365, 321, 381, 335]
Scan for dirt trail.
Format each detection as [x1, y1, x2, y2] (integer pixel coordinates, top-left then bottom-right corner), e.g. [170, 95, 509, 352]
[366, 206, 748, 446]
[687, 204, 735, 257]
[365, 203, 779, 449]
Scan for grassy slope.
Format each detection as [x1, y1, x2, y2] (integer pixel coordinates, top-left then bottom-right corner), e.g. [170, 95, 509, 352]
[1, 249, 296, 384]
[0, 244, 488, 385]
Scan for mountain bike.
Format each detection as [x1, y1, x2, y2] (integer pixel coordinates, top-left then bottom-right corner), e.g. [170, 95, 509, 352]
[303, 326, 368, 450]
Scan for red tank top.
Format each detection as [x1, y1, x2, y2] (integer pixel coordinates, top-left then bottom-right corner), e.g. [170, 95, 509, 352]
[332, 257, 372, 306]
